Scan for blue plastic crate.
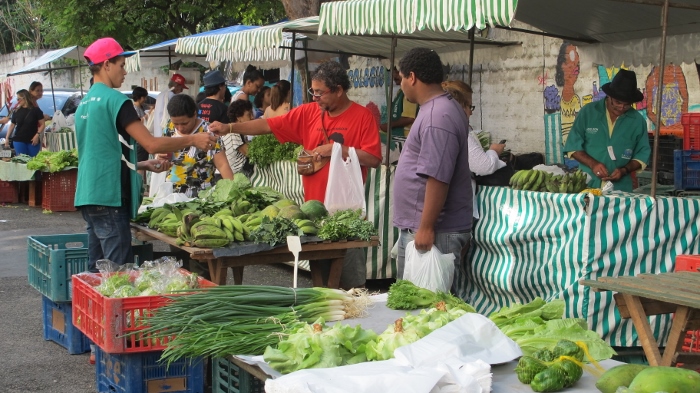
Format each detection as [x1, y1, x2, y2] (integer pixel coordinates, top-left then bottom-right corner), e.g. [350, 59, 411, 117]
[28, 234, 89, 302]
[96, 348, 204, 393]
[41, 296, 91, 354]
[212, 357, 265, 393]
[674, 150, 700, 190]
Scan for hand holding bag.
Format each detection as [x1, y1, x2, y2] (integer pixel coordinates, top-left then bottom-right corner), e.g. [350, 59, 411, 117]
[297, 110, 331, 176]
[403, 240, 455, 293]
[324, 142, 366, 217]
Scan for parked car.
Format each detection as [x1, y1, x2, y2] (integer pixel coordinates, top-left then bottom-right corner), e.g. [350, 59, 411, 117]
[0, 88, 84, 138]
[120, 90, 159, 106]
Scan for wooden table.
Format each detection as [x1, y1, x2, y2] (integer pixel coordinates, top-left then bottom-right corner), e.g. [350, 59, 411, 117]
[131, 223, 379, 288]
[581, 272, 700, 367]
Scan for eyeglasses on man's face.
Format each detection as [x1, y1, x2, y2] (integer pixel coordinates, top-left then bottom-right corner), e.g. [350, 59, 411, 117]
[468, 105, 476, 112]
[609, 97, 632, 109]
[307, 88, 331, 99]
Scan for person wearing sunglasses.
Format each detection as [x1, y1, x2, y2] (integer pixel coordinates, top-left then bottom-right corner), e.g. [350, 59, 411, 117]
[208, 60, 382, 290]
[564, 69, 650, 192]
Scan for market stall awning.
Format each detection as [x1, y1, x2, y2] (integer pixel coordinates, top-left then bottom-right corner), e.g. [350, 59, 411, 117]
[204, 14, 518, 65]
[177, 18, 316, 56]
[126, 25, 257, 72]
[318, 0, 517, 35]
[8, 46, 86, 76]
[513, 0, 700, 43]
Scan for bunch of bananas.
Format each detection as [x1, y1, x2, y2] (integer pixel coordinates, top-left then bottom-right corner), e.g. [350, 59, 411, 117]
[231, 199, 258, 216]
[236, 211, 319, 235]
[149, 206, 191, 237]
[177, 209, 248, 248]
[510, 169, 589, 193]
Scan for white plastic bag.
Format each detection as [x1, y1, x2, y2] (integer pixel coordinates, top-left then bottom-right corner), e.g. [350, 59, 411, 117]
[403, 241, 455, 293]
[51, 110, 67, 131]
[324, 142, 366, 217]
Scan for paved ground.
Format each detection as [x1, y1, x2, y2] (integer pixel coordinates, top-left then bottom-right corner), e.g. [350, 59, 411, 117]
[0, 203, 391, 392]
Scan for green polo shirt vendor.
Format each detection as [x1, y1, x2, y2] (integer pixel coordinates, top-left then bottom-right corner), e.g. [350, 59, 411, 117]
[564, 69, 650, 192]
[75, 37, 218, 272]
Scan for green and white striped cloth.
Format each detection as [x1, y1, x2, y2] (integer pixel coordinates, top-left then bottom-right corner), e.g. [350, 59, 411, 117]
[250, 161, 396, 279]
[467, 186, 700, 347]
[319, 0, 517, 35]
[544, 113, 564, 165]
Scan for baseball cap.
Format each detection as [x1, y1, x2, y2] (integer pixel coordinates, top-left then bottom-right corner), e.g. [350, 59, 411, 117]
[84, 37, 135, 65]
[170, 74, 189, 89]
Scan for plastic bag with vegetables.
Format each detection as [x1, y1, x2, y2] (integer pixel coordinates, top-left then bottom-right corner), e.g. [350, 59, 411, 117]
[95, 259, 136, 297]
[514, 339, 586, 392]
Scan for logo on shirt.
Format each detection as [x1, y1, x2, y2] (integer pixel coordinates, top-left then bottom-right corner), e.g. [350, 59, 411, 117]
[622, 149, 633, 159]
[585, 127, 599, 134]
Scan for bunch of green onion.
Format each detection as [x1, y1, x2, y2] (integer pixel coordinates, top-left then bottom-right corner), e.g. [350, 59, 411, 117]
[137, 285, 370, 363]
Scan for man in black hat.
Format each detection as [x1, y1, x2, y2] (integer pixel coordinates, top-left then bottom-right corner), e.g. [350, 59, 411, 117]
[197, 70, 229, 124]
[564, 69, 651, 192]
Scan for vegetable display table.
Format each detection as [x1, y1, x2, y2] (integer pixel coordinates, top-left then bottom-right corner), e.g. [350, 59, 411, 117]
[218, 299, 625, 392]
[131, 223, 379, 288]
[0, 161, 40, 206]
[467, 186, 700, 348]
[581, 272, 700, 366]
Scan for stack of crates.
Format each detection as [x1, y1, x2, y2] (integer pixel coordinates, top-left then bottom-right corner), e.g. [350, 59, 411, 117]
[647, 134, 682, 176]
[71, 269, 215, 393]
[673, 255, 700, 370]
[211, 357, 265, 393]
[27, 234, 92, 354]
[675, 114, 700, 193]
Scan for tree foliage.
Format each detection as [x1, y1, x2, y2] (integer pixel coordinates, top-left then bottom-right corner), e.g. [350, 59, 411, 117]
[280, 0, 343, 19]
[0, 0, 52, 53]
[37, 0, 286, 50]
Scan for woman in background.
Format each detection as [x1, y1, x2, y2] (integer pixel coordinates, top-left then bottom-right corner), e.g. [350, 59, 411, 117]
[253, 86, 271, 118]
[232, 65, 265, 102]
[441, 80, 505, 220]
[3, 89, 45, 157]
[263, 80, 291, 119]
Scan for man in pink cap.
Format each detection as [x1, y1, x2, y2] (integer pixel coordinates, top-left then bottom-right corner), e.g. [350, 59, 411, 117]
[74, 37, 217, 271]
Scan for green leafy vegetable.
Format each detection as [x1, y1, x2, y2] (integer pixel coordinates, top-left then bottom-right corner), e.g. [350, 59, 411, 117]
[318, 209, 377, 242]
[247, 134, 301, 167]
[514, 319, 616, 361]
[264, 319, 378, 374]
[26, 149, 78, 172]
[489, 297, 565, 329]
[386, 279, 476, 312]
[250, 216, 303, 247]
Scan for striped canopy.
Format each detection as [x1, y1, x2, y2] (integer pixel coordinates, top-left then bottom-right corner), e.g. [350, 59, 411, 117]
[127, 25, 257, 72]
[319, 0, 517, 35]
[179, 17, 318, 57]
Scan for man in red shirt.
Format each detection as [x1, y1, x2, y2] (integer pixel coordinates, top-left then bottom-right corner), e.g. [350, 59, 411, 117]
[209, 60, 382, 288]
[210, 61, 382, 201]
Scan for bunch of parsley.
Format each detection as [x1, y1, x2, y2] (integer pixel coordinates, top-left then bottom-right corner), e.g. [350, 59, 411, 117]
[318, 209, 377, 242]
[247, 134, 301, 167]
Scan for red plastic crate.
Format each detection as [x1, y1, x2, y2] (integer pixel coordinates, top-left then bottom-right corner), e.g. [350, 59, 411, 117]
[682, 113, 700, 151]
[71, 269, 216, 354]
[674, 255, 700, 354]
[0, 180, 18, 203]
[42, 169, 77, 212]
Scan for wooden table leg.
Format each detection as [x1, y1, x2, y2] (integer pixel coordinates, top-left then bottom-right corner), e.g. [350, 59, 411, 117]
[661, 305, 692, 366]
[206, 260, 227, 285]
[309, 260, 324, 287]
[622, 293, 663, 366]
[28, 181, 39, 206]
[231, 266, 244, 285]
[326, 258, 343, 289]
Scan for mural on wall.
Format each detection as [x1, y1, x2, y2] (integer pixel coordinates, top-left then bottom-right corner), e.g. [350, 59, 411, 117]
[348, 66, 385, 89]
[556, 42, 581, 144]
[645, 64, 688, 135]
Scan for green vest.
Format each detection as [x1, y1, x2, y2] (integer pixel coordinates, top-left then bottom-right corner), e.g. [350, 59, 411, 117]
[74, 83, 142, 217]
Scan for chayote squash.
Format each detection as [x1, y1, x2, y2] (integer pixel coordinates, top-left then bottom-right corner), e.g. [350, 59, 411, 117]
[552, 339, 584, 361]
[515, 356, 549, 384]
[530, 366, 567, 392]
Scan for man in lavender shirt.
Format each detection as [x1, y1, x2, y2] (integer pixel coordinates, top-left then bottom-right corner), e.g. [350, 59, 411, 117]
[393, 48, 472, 295]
